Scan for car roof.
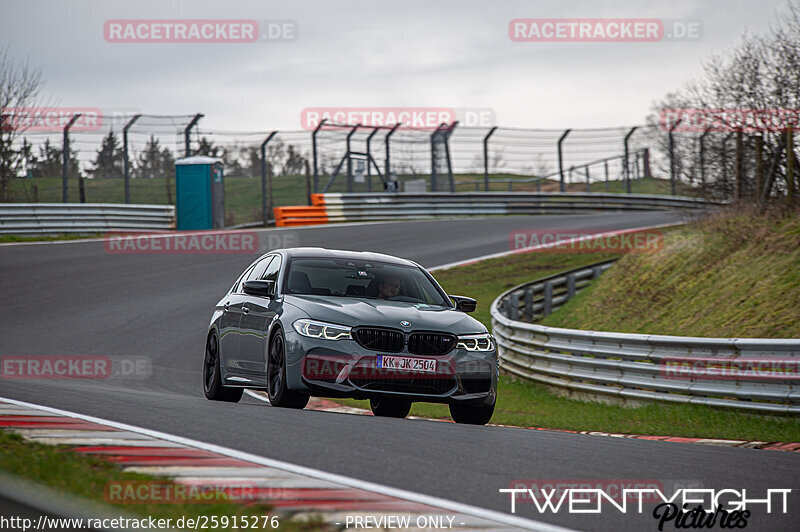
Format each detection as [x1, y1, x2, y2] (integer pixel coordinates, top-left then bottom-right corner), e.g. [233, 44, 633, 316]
[275, 247, 419, 267]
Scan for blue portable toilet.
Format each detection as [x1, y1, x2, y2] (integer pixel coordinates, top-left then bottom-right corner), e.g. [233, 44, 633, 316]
[175, 156, 225, 230]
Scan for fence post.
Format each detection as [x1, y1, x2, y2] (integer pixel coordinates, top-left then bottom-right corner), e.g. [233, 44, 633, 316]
[699, 129, 710, 189]
[366, 128, 378, 192]
[184, 113, 203, 158]
[624, 126, 637, 194]
[543, 282, 553, 317]
[385, 123, 400, 178]
[604, 160, 609, 191]
[346, 124, 360, 193]
[788, 125, 795, 205]
[585, 166, 590, 192]
[430, 124, 445, 192]
[483, 126, 498, 192]
[122, 114, 141, 204]
[557, 129, 571, 192]
[722, 132, 734, 193]
[261, 131, 277, 225]
[444, 121, 458, 193]
[311, 119, 326, 193]
[304, 160, 312, 205]
[62, 113, 81, 203]
[567, 273, 576, 299]
[755, 133, 764, 203]
[735, 128, 744, 199]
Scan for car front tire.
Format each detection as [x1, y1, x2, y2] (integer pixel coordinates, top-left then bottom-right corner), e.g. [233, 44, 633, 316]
[203, 332, 243, 402]
[369, 398, 412, 418]
[449, 402, 494, 425]
[267, 328, 310, 409]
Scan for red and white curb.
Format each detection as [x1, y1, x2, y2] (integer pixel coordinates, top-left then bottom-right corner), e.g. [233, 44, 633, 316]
[0, 397, 572, 532]
[271, 393, 800, 453]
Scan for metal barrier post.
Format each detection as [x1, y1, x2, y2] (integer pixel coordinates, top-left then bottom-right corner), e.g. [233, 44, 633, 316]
[122, 114, 142, 204]
[557, 129, 571, 192]
[62, 113, 81, 203]
[509, 293, 519, 320]
[184, 113, 203, 158]
[524, 287, 533, 321]
[543, 282, 553, 317]
[483, 126, 498, 192]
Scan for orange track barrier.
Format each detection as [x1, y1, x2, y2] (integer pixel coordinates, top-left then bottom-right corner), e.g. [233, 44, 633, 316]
[273, 205, 328, 227]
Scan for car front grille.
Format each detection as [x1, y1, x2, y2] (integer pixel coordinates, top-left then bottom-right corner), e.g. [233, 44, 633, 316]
[353, 327, 404, 353]
[349, 374, 456, 395]
[408, 332, 457, 356]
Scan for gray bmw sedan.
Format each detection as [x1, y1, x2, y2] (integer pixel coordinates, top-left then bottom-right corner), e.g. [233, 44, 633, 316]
[203, 247, 498, 425]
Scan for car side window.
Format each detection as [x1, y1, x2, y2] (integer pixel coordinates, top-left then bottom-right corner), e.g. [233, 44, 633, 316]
[261, 255, 282, 285]
[246, 256, 274, 283]
[231, 266, 254, 294]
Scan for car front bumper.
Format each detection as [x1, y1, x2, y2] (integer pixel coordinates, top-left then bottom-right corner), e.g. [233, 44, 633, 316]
[284, 330, 498, 406]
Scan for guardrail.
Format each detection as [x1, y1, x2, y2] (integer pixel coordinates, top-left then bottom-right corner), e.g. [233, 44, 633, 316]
[0, 203, 176, 235]
[490, 261, 800, 415]
[274, 192, 720, 226]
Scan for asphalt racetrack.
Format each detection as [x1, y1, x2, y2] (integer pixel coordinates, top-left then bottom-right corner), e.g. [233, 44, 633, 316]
[1, 212, 798, 532]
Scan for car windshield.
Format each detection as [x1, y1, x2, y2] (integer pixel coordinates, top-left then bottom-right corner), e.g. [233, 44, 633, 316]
[286, 257, 450, 306]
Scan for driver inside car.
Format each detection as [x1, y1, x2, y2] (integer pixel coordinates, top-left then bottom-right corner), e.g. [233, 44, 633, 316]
[377, 274, 402, 300]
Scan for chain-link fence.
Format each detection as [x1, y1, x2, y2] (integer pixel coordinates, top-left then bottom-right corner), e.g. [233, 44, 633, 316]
[4, 112, 797, 226]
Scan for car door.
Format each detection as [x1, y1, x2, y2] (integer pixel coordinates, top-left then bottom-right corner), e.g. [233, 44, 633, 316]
[221, 256, 272, 384]
[218, 266, 253, 374]
[239, 254, 283, 382]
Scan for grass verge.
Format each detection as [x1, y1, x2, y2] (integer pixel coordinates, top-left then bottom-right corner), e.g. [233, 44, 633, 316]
[541, 207, 800, 337]
[0, 430, 323, 530]
[0, 234, 101, 243]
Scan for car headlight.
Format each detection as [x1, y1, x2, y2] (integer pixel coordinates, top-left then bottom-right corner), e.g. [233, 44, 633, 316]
[457, 333, 495, 352]
[293, 319, 352, 341]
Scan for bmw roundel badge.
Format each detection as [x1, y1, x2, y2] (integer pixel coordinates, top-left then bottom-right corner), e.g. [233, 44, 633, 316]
[400, 321, 411, 327]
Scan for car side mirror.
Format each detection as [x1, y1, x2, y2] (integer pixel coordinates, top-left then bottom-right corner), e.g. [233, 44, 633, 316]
[243, 280, 275, 298]
[449, 295, 477, 313]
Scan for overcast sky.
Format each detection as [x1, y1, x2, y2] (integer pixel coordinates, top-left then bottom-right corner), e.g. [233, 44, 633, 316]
[1, 0, 792, 132]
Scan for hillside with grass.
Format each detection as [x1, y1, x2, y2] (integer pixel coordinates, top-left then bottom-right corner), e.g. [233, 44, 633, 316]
[542, 208, 800, 338]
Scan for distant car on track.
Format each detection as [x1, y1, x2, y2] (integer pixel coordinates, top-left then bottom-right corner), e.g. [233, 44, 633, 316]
[203, 247, 498, 425]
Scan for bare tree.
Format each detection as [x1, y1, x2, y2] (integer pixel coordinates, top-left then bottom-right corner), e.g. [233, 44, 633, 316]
[647, 0, 800, 204]
[0, 45, 50, 201]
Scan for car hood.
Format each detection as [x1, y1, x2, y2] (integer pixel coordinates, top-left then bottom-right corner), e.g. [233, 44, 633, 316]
[283, 295, 487, 335]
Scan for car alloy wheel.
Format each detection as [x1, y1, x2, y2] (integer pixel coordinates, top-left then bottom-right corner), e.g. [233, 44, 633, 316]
[202, 332, 242, 402]
[267, 328, 309, 409]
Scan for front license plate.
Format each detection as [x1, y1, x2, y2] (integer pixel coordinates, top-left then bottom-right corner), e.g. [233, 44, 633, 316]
[377, 355, 436, 373]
